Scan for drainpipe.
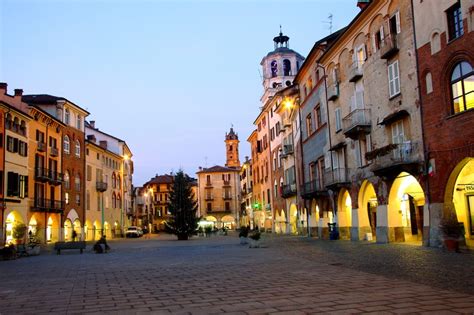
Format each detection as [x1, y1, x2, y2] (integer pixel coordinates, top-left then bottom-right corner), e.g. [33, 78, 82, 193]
[410, 0, 431, 246]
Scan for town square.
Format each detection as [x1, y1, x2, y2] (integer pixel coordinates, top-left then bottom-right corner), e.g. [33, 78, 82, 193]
[1, 0, 474, 313]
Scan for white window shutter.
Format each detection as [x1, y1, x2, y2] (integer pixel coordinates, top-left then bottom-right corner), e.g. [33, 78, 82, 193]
[396, 11, 401, 34]
[355, 140, 362, 167]
[366, 134, 372, 152]
[324, 152, 331, 169]
[332, 151, 339, 169]
[380, 25, 385, 44]
[372, 33, 377, 52]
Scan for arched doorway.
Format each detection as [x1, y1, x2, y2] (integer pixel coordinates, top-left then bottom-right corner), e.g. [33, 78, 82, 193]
[337, 189, 352, 240]
[5, 211, 25, 244]
[253, 210, 265, 231]
[104, 221, 111, 239]
[289, 204, 298, 234]
[114, 221, 120, 238]
[388, 172, 425, 244]
[357, 181, 378, 241]
[73, 219, 81, 241]
[47, 215, 60, 243]
[93, 220, 101, 240]
[446, 158, 474, 246]
[28, 215, 40, 242]
[64, 219, 73, 241]
[84, 220, 92, 241]
[221, 215, 235, 230]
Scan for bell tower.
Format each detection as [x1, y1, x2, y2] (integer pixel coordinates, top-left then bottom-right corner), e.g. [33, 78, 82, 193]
[225, 127, 240, 168]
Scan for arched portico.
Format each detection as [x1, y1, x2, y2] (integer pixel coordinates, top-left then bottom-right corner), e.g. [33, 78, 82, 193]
[355, 180, 378, 241]
[337, 189, 352, 240]
[5, 211, 25, 244]
[445, 158, 474, 247]
[387, 172, 425, 244]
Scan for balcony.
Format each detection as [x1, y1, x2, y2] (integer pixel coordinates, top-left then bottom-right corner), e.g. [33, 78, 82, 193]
[327, 83, 339, 101]
[301, 178, 326, 198]
[37, 141, 46, 152]
[325, 168, 350, 189]
[205, 182, 213, 188]
[348, 61, 363, 82]
[282, 117, 291, 128]
[371, 141, 423, 178]
[50, 147, 59, 157]
[342, 109, 371, 139]
[281, 183, 297, 198]
[281, 144, 294, 158]
[48, 170, 63, 186]
[380, 34, 399, 60]
[223, 194, 232, 200]
[96, 181, 108, 192]
[223, 180, 231, 187]
[204, 195, 214, 201]
[32, 198, 64, 213]
[35, 167, 50, 182]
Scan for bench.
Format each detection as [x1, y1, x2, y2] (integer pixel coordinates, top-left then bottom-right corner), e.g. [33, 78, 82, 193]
[54, 241, 86, 255]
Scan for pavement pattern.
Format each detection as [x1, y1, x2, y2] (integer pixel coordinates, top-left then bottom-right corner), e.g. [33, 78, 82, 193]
[0, 233, 474, 314]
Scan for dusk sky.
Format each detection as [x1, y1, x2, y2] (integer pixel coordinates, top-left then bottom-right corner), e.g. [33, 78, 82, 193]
[1, 0, 359, 186]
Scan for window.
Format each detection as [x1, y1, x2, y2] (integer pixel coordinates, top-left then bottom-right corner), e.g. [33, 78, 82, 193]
[75, 175, 81, 191]
[65, 109, 70, 125]
[65, 192, 69, 205]
[451, 61, 474, 113]
[75, 140, 80, 157]
[76, 194, 80, 206]
[207, 202, 212, 212]
[86, 191, 90, 210]
[271, 60, 278, 77]
[423, 72, 433, 94]
[389, 11, 401, 36]
[7, 172, 19, 197]
[64, 136, 70, 154]
[447, 2, 463, 41]
[306, 113, 313, 137]
[391, 120, 405, 144]
[355, 45, 366, 68]
[225, 201, 230, 211]
[283, 59, 291, 76]
[112, 173, 116, 189]
[36, 130, 45, 143]
[87, 165, 92, 181]
[64, 171, 70, 190]
[112, 193, 116, 208]
[18, 140, 27, 156]
[335, 108, 342, 132]
[314, 105, 322, 129]
[388, 60, 400, 97]
[76, 115, 82, 130]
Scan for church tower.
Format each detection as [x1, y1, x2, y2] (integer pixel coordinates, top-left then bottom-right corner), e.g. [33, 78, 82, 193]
[260, 27, 305, 103]
[225, 127, 240, 168]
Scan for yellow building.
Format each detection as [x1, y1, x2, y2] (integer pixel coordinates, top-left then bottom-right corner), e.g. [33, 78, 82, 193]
[27, 106, 65, 243]
[85, 137, 123, 240]
[196, 128, 241, 229]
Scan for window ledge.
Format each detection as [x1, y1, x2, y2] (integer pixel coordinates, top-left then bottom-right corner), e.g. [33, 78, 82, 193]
[446, 107, 474, 120]
[389, 93, 401, 101]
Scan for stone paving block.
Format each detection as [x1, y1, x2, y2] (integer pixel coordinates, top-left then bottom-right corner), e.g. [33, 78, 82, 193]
[391, 307, 426, 314]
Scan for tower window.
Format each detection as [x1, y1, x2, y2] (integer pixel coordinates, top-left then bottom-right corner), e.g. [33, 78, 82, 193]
[271, 60, 278, 77]
[283, 59, 291, 76]
[229, 145, 233, 151]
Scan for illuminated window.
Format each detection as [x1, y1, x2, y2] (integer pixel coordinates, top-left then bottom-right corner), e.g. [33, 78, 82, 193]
[451, 61, 474, 114]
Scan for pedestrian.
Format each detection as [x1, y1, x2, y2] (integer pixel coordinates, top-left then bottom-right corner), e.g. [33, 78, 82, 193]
[72, 230, 77, 242]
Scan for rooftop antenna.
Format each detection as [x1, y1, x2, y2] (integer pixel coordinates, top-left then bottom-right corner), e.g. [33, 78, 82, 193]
[323, 13, 333, 34]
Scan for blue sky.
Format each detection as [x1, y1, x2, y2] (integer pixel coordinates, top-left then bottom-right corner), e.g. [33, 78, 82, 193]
[1, 0, 359, 185]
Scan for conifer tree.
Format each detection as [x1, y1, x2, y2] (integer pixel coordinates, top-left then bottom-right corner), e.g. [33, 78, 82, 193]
[165, 170, 200, 240]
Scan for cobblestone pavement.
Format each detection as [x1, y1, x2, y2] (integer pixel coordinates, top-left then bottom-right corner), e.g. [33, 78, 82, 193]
[1, 233, 474, 314]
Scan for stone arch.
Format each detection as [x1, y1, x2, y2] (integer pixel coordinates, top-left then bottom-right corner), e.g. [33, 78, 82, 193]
[351, 32, 367, 56]
[93, 220, 101, 240]
[357, 180, 378, 241]
[5, 210, 25, 243]
[337, 189, 352, 240]
[84, 220, 93, 241]
[221, 215, 235, 229]
[64, 219, 73, 241]
[289, 203, 298, 234]
[338, 48, 350, 81]
[104, 221, 112, 239]
[444, 158, 474, 242]
[387, 0, 400, 18]
[387, 172, 425, 244]
[47, 214, 60, 243]
[73, 219, 82, 240]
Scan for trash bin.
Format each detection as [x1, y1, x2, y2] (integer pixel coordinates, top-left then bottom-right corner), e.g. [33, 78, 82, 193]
[328, 223, 339, 240]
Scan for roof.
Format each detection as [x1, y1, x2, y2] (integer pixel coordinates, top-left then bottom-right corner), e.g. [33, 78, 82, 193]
[0, 100, 32, 118]
[294, 27, 347, 83]
[196, 165, 240, 174]
[265, 47, 305, 60]
[22, 94, 90, 115]
[145, 174, 174, 185]
[226, 127, 238, 140]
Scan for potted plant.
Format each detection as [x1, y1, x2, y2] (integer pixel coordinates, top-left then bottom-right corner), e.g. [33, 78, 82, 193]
[439, 215, 464, 252]
[239, 226, 249, 245]
[12, 223, 27, 245]
[249, 231, 261, 248]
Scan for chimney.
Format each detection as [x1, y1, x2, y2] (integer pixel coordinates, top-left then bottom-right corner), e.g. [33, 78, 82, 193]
[89, 120, 95, 129]
[0, 82, 7, 95]
[99, 140, 108, 149]
[357, 0, 370, 10]
[14, 89, 23, 99]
